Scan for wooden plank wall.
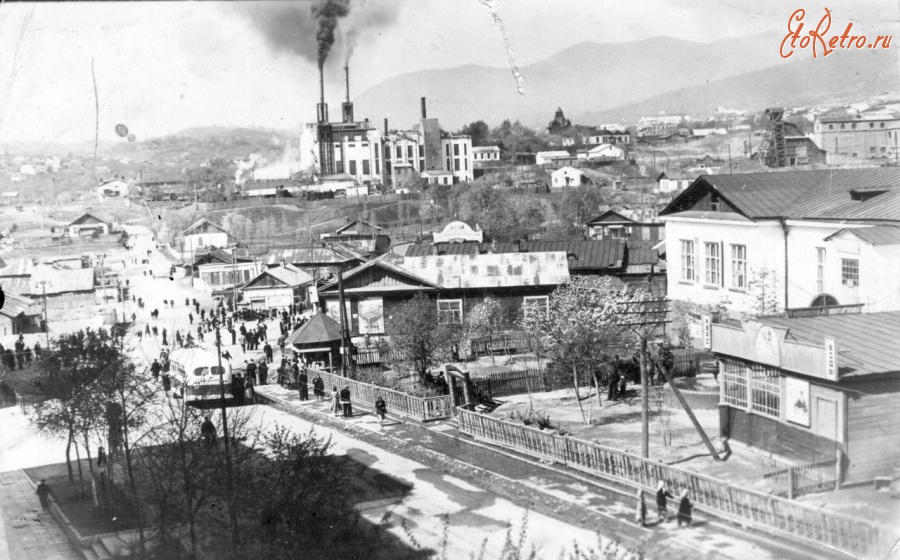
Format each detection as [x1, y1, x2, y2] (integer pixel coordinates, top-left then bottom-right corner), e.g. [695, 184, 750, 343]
[847, 387, 900, 483]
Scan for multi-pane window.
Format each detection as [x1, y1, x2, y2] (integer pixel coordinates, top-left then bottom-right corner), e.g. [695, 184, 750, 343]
[523, 296, 549, 320]
[750, 364, 780, 418]
[680, 240, 695, 281]
[704, 242, 720, 285]
[816, 248, 825, 293]
[730, 244, 746, 289]
[437, 300, 463, 324]
[722, 359, 748, 408]
[362, 160, 370, 175]
[349, 161, 357, 175]
[841, 259, 859, 287]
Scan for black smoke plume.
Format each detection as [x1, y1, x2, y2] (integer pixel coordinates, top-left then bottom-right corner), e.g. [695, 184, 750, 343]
[234, 0, 405, 67]
[313, 0, 350, 68]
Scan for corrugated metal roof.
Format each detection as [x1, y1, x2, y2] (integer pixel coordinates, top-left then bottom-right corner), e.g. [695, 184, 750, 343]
[398, 252, 570, 289]
[2, 266, 95, 296]
[265, 247, 359, 265]
[0, 291, 39, 318]
[521, 241, 624, 270]
[669, 169, 900, 221]
[259, 264, 313, 287]
[762, 312, 900, 377]
[627, 248, 659, 266]
[0, 258, 35, 278]
[825, 225, 900, 246]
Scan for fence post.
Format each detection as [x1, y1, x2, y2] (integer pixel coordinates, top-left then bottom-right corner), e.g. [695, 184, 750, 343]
[788, 467, 795, 500]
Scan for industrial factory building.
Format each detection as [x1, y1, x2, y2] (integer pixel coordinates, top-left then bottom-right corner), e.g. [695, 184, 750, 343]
[313, 66, 473, 190]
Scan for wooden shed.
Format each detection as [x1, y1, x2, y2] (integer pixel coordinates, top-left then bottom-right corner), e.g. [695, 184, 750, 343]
[707, 312, 900, 485]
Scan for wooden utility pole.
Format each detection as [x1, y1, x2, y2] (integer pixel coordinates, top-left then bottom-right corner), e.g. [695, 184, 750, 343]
[214, 329, 240, 551]
[337, 270, 350, 377]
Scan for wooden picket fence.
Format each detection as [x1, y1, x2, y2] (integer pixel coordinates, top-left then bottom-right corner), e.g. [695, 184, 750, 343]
[456, 408, 895, 559]
[763, 458, 839, 499]
[471, 368, 571, 400]
[469, 333, 533, 357]
[303, 367, 452, 422]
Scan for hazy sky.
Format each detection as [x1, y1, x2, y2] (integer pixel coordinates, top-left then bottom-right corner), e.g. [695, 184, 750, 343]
[0, 0, 896, 144]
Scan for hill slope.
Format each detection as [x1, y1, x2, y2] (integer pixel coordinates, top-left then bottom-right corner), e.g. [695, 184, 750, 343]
[354, 33, 897, 129]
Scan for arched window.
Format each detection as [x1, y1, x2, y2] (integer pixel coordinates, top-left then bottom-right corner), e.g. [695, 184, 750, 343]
[810, 294, 839, 308]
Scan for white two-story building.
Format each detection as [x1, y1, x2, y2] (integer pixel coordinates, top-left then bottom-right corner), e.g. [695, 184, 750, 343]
[661, 169, 900, 316]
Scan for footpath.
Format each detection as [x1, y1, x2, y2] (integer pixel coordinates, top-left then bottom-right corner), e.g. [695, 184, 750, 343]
[254, 384, 846, 560]
[0, 470, 81, 560]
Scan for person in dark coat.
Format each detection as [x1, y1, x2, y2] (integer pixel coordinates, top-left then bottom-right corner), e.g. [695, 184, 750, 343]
[340, 385, 352, 417]
[656, 480, 674, 522]
[229, 326, 236, 345]
[676, 489, 692, 528]
[245, 360, 258, 386]
[244, 369, 255, 403]
[277, 363, 286, 387]
[162, 373, 172, 395]
[297, 370, 309, 401]
[188, 313, 193, 325]
[313, 374, 325, 402]
[161, 328, 168, 346]
[36, 479, 51, 509]
[607, 368, 619, 401]
[291, 363, 300, 390]
[231, 373, 245, 404]
[150, 359, 161, 380]
[258, 361, 268, 385]
[264, 343, 273, 363]
[201, 416, 217, 448]
[374, 395, 387, 426]
[96, 446, 107, 469]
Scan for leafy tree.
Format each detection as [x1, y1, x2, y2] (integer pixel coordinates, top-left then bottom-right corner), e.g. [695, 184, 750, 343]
[385, 293, 457, 382]
[518, 277, 645, 422]
[465, 298, 505, 365]
[459, 120, 490, 146]
[221, 212, 252, 244]
[186, 157, 236, 196]
[548, 185, 604, 239]
[458, 184, 544, 242]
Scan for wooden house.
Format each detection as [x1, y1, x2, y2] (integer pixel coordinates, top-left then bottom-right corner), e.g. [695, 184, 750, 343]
[239, 264, 314, 309]
[708, 311, 900, 484]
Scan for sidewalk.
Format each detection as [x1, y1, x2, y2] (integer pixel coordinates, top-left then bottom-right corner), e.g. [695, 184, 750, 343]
[254, 383, 842, 560]
[0, 470, 81, 560]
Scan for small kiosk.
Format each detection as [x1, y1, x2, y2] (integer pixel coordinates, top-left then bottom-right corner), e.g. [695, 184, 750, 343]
[285, 312, 346, 372]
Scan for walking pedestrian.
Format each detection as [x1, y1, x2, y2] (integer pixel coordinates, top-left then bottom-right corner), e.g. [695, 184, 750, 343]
[277, 334, 285, 355]
[201, 416, 217, 448]
[145, 324, 151, 336]
[246, 360, 258, 386]
[36, 479, 51, 510]
[162, 328, 168, 346]
[656, 480, 673, 522]
[635, 489, 647, 527]
[298, 369, 308, 401]
[313, 374, 325, 402]
[331, 386, 342, 417]
[162, 373, 172, 395]
[150, 359, 161, 380]
[264, 342, 273, 363]
[375, 395, 387, 426]
[231, 373, 245, 405]
[340, 385, 352, 417]
[229, 326, 236, 345]
[676, 489, 692, 528]
[245, 370, 255, 403]
[258, 361, 268, 385]
[188, 312, 193, 325]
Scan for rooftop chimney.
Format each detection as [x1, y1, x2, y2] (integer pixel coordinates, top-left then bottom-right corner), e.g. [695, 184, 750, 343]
[421, 97, 427, 119]
[384, 118, 389, 136]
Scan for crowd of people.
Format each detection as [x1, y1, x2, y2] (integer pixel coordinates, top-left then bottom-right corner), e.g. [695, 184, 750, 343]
[0, 335, 40, 371]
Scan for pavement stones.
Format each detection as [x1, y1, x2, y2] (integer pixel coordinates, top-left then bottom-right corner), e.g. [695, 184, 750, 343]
[0, 470, 81, 560]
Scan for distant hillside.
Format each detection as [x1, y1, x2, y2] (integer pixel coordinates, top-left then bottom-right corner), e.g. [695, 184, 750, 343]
[353, 33, 897, 130]
[579, 49, 900, 124]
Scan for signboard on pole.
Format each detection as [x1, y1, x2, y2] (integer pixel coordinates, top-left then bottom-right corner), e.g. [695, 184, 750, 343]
[824, 337, 838, 381]
[701, 314, 712, 350]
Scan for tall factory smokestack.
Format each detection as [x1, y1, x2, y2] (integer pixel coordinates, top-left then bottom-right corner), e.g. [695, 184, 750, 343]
[341, 65, 354, 123]
[383, 118, 389, 136]
[421, 97, 427, 119]
[317, 65, 329, 123]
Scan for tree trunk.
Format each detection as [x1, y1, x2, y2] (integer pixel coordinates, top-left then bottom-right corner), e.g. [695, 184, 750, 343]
[73, 438, 85, 499]
[593, 367, 604, 409]
[573, 364, 586, 424]
[65, 433, 74, 482]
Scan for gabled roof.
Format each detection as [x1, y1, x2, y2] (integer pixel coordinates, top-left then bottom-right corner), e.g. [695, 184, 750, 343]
[762, 312, 900, 378]
[335, 220, 381, 235]
[319, 255, 440, 293]
[586, 210, 635, 225]
[0, 291, 41, 318]
[662, 168, 900, 221]
[193, 249, 252, 266]
[182, 218, 229, 237]
[285, 312, 344, 346]
[245, 264, 313, 288]
[0, 258, 35, 278]
[405, 240, 625, 271]
[266, 244, 366, 266]
[824, 225, 900, 246]
[69, 212, 110, 227]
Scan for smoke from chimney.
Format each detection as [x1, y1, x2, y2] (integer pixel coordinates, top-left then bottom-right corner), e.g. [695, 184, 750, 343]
[234, 1, 407, 67]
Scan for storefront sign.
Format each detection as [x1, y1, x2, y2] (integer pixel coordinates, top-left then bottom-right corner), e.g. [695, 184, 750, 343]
[824, 337, 838, 381]
[701, 314, 712, 350]
[785, 377, 810, 427]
